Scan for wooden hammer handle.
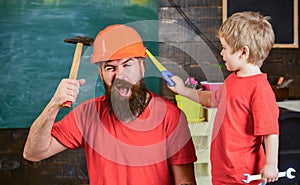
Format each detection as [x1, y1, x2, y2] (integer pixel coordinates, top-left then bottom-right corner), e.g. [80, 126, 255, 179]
[62, 43, 84, 108]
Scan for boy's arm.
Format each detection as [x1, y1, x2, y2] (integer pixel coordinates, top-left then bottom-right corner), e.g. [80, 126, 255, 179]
[168, 76, 214, 107]
[261, 134, 279, 183]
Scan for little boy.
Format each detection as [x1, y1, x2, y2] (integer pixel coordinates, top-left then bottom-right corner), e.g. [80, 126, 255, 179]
[168, 11, 279, 184]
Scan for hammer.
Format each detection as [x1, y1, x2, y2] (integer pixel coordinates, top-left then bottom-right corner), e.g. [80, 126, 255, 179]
[62, 36, 94, 108]
[242, 167, 296, 184]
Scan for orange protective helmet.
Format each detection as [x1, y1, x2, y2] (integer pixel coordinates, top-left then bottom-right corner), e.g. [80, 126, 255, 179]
[90, 24, 148, 64]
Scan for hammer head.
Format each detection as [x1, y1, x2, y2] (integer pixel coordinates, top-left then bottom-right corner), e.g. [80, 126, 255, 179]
[64, 36, 94, 46]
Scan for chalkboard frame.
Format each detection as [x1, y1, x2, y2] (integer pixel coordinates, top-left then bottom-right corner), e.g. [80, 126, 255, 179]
[222, 0, 299, 48]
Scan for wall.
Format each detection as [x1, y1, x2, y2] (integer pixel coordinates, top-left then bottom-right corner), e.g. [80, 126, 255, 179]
[158, 0, 300, 100]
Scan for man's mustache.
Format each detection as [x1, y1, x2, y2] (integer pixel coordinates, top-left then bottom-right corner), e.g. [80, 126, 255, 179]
[112, 78, 134, 90]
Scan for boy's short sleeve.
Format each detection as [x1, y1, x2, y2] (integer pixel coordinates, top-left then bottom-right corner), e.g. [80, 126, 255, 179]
[211, 84, 226, 107]
[251, 84, 279, 135]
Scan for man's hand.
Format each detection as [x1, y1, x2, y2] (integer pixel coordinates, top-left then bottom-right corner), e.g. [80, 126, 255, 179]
[52, 79, 85, 107]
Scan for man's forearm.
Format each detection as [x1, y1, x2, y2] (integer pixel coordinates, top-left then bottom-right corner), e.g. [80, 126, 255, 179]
[23, 99, 61, 161]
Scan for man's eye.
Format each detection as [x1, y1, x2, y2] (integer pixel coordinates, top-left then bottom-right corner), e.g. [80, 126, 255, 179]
[123, 64, 131, 67]
[105, 66, 115, 71]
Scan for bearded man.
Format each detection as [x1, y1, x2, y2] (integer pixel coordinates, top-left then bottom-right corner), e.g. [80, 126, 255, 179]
[23, 24, 197, 185]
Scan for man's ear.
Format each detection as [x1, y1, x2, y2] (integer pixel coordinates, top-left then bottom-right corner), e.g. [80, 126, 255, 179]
[241, 46, 250, 59]
[98, 68, 103, 79]
[140, 58, 146, 76]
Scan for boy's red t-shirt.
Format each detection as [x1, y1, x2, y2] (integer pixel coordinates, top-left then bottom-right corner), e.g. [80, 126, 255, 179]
[211, 73, 279, 184]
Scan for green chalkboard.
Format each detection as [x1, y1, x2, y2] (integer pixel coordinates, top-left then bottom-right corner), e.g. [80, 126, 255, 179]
[0, 0, 159, 128]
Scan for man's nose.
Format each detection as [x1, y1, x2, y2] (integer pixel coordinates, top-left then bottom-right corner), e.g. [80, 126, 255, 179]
[115, 66, 127, 80]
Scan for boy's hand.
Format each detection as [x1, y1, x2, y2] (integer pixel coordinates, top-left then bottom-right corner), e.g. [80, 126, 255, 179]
[168, 76, 186, 94]
[261, 164, 279, 183]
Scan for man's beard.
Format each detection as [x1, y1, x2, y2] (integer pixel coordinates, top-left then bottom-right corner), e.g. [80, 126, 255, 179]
[105, 79, 148, 123]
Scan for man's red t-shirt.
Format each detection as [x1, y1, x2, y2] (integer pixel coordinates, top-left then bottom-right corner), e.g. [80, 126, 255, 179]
[52, 92, 197, 185]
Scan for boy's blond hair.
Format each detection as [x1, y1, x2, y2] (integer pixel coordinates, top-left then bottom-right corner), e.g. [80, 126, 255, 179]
[217, 11, 275, 67]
